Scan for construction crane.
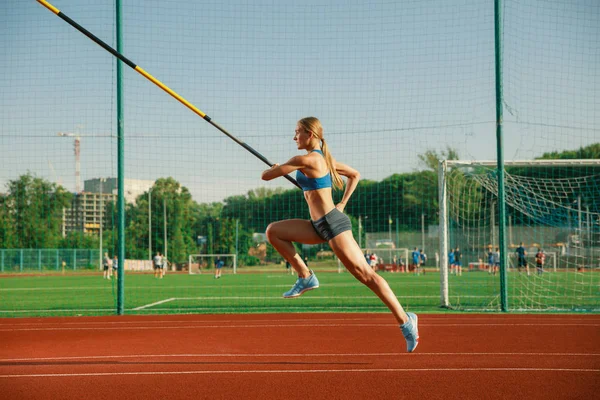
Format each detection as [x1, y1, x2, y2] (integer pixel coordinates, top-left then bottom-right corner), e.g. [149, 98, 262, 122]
[57, 132, 82, 193]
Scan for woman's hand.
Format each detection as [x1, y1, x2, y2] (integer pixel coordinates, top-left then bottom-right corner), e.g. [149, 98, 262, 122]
[335, 201, 346, 213]
[261, 156, 304, 181]
[261, 163, 280, 180]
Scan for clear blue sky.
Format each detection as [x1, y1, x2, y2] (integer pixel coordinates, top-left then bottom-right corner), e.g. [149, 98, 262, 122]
[1, 0, 598, 202]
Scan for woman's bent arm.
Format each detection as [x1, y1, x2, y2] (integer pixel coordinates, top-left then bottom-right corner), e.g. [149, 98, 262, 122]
[334, 161, 360, 208]
[261, 156, 304, 181]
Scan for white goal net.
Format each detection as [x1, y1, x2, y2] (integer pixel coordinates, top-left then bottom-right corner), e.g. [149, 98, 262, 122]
[439, 159, 600, 311]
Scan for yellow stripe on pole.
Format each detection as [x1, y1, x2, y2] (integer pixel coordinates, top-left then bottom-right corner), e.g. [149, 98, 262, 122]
[37, 0, 60, 15]
[134, 66, 207, 119]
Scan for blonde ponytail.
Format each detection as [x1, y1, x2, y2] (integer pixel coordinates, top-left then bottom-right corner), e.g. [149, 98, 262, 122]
[320, 138, 344, 190]
[297, 117, 344, 190]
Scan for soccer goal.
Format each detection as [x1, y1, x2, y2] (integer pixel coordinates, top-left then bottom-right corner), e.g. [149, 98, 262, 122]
[188, 254, 237, 275]
[438, 159, 600, 311]
[506, 251, 557, 272]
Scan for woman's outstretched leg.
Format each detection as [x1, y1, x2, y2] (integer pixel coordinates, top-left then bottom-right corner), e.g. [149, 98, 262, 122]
[329, 231, 419, 352]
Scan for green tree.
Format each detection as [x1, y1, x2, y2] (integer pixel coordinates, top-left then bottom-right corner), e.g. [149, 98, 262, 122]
[127, 177, 198, 263]
[247, 187, 286, 199]
[537, 143, 600, 160]
[5, 173, 72, 248]
[0, 194, 16, 248]
[59, 231, 99, 249]
[418, 146, 460, 171]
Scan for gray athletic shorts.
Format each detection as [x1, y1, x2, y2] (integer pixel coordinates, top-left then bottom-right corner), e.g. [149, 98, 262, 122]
[310, 208, 352, 241]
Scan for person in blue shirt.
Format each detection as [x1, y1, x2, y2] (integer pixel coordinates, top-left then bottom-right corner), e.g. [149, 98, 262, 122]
[448, 248, 456, 275]
[261, 117, 418, 352]
[411, 247, 421, 275]
[493, 247, 500, 275]
[419, 249, 427, 275]
[214, 257, 224, 279]
[454, 247, 462, 276]
[515, 242, 529, 275]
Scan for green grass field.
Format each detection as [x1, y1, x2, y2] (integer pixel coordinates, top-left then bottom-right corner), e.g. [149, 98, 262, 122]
[1, 267, 598, 317]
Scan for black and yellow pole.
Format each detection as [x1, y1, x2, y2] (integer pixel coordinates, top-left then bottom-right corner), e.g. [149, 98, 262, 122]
[37, 0, 301, 189]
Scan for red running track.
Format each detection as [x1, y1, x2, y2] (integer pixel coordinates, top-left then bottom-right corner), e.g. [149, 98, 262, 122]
[1, 313, 599, 399]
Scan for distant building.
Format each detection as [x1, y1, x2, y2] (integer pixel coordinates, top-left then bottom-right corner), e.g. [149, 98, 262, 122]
[62, 192, 116, 236]
[62, 178, 154, 236]
[84, 178, 154, 204]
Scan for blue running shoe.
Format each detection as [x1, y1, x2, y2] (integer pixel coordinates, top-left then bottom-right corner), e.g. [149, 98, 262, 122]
[283, 270, 320, 298]
[400, 312, 419, 352]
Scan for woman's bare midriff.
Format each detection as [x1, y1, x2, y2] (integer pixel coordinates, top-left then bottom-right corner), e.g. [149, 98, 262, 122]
[303, 188, 336, 221]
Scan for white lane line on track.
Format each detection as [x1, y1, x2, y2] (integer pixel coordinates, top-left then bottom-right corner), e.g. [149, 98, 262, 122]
[1, 368, 598, 378]
[0, 323, 393, 331]
[1, 352, 599, 362]
[0, 317, 393, 326]
[1, 322, 599, 332]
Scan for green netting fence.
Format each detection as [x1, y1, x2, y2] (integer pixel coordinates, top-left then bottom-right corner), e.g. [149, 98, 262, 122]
[1, 0, 598, 316]
[0, 249, 104, 272]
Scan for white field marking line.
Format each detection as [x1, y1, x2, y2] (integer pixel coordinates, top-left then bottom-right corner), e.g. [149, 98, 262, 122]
[1, 367, 598, 378]
[2, 322, 600, 332]
[0, 309, 114, 314]
[132, 298, 176, 311]
[1, 352, 598, 362]
[172, 295, 440, 299]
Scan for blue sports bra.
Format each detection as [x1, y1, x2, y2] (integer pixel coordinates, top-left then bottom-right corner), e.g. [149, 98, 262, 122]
[296, 150, 332, 191]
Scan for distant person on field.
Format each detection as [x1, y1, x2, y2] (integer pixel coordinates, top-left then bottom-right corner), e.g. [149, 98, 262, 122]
[398, 255, 406, 273]
[448, 248, 456, 275]
[412, 247, 420, 275]
[453, 247, 462, 276]
[153, 252, 163, 278]
[103, 252, 111, 279]
[214, 257, 224, 279]
[516, 242, 529, 275]
[535, 248, 545, 275]
[419, 249, 427, 275]
[112, 255, 118, 279]
[161, 255, 169, 278]
[493, 247, 500, 276]
[370, 253, 377, 270]
[487, 248, 494, 274]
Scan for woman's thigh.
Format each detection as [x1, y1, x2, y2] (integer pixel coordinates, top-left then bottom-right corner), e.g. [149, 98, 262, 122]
[328, 231, 369, 271]
[267, 219, 326, 245]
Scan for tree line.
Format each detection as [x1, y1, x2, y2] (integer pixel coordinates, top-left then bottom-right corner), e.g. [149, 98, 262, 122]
[0, 144, 597, 264]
